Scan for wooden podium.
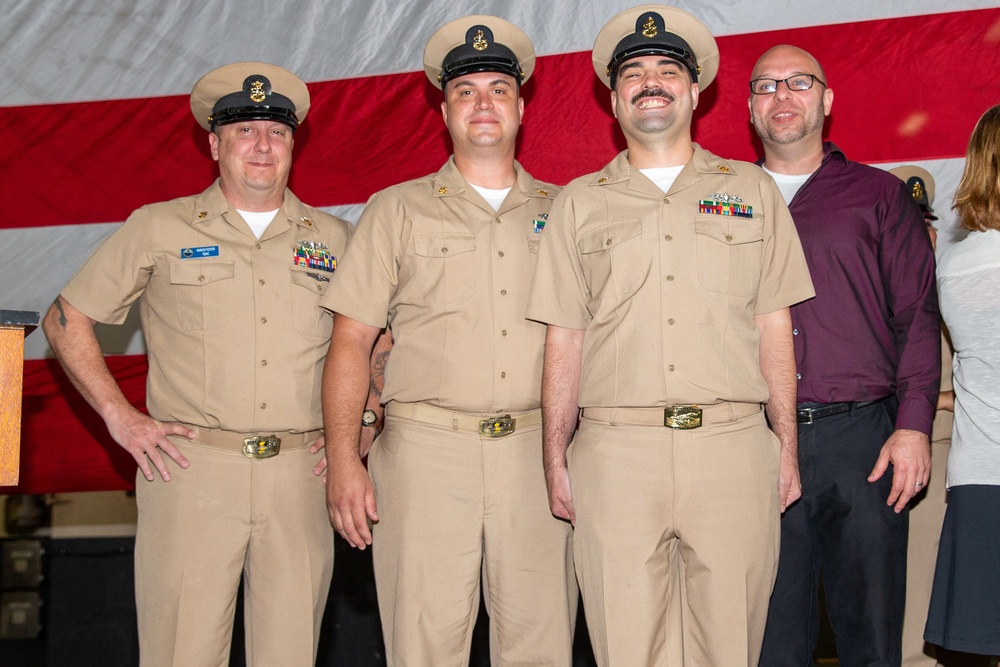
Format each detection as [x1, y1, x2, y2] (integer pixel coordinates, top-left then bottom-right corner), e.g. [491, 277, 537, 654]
[1, 310, 39, 486]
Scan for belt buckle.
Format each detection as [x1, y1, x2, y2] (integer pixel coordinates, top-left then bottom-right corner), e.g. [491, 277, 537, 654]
[479, 415, 515, 438]
[797, 408, 814, 425]
[243, 435, 281, 459]
[664, 405, 702, 429]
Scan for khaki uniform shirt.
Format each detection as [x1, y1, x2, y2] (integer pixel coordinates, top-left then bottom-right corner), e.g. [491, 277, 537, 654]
[321, 158, 557, 413]
[526, 146, 815, 408]
[62, 179, 352, 432]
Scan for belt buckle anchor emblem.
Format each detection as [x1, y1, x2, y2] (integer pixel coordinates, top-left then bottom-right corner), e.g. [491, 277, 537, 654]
[479, 415, 516, 438]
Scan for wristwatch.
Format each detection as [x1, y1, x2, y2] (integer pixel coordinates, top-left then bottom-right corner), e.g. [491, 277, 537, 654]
[361, 409, 378, 428]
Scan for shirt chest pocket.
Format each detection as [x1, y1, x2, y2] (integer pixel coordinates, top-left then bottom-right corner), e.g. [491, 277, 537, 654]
[412, 232, 477, 305]
[168, 260, 235, 331]
[578, 219, 649, 299]
[694, 218, 764, 297]
[289, 266, 333, 339]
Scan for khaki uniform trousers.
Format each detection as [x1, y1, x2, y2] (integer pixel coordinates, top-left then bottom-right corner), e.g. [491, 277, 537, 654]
[901, 436, 951, 666]
[370, 406, 577, 666]
[571, 406, 780, 667]
[135, 432, 334, 667]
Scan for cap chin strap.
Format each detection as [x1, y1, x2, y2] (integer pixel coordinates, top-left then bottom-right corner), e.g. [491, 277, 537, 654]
[608, 45, 698, 88]
[440, 56, 522, 86]
[209, 106, 299, 131]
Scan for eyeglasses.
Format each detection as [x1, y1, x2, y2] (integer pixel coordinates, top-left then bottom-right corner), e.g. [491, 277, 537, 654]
[749, 74, 826, 95]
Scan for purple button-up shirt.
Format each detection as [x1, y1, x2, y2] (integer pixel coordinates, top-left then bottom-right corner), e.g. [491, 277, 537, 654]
[770, 143, 940, 435]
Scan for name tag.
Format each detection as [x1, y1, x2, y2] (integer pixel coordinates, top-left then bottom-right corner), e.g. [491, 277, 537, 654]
[180, 245, 220, 259]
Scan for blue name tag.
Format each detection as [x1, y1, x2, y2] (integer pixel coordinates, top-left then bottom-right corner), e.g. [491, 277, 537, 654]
[180, 246, 220, 259]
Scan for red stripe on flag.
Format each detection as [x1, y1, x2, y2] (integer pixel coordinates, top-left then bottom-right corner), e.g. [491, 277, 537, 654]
[6, 9, 1000, 230]
[6, 357, 147, 494]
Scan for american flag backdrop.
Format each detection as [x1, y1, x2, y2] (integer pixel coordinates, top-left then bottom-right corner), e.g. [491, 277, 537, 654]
[3, 0, 998, 493]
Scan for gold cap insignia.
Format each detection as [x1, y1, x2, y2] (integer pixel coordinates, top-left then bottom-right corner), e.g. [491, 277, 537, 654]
[598, 177, 609, 183]
[911, 180, 925, 201]
[438, 186, 448, 194]
[642, 16, 658, 38]
[473, 29, 488, 51]
[249, 79, 267, 103]
[197, 211, 208, 219]
[536, 189, 548, 196]
[717, 166, 731, 173]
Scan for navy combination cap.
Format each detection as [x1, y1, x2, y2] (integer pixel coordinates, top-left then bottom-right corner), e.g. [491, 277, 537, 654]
[592, 5, 719, 90]
[889, 165, 939, 221]
[190, 62, 310, 132]
[424, 15, 535, 89]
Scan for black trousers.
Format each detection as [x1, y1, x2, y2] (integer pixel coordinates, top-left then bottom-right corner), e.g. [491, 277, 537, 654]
[759, 398, 908, 667]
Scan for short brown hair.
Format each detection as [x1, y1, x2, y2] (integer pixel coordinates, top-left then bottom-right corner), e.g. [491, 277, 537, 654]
[954, 104, 1000, 232]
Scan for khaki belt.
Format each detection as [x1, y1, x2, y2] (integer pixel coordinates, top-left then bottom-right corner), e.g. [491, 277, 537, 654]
[188, 427, 322, 459]
[385, 402, 541, 438]
[582, 402, 762, 429]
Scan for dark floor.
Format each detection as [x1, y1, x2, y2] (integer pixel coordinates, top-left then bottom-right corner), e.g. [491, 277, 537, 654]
[5, 535, 995, 666]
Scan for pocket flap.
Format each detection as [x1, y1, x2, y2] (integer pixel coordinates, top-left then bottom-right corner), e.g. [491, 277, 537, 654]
[413, 233, 477, 258]
[578, 219, 642, 255]
[169, 260, 235, 286]
[694, 218, 763, 245]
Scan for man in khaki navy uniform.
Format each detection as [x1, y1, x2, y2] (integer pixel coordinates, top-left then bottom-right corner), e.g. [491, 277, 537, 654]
[42, 63, 348, 666]
[320, 16, 577, 667]
[526, 6, 815, 666]
[888, 166, 956, 667]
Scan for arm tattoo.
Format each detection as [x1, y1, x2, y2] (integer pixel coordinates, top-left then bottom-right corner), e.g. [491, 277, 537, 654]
[369, 350, 390, 399]
[54, 297, 68, 329]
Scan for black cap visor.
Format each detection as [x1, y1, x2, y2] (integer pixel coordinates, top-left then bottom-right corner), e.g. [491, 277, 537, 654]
[609, 37, 698, 88]
[210, 88, 299, 131]
[440, 41, 522, 88]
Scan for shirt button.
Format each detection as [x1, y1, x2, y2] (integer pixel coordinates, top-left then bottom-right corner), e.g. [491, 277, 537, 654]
[258, 279, 265, 286]
[665, 275, 674, 282]
[605, 238, 613, 246]
[501, 329, 507, 336]
[260, 403, 267, 410]
[725, 234, 733, 241]
[792, 329, 799, 335]
[261, 359, 267, 366]
[500, 289, 507, 296]
[260, 317, 267, 324]
[495, 217, 501, 224]
[664, 234, 672, 241]
[796, 373, 802, 380]
[441, 247, 449, 254]
[668, 364, 675, 371]
[667, 318, 675, 325]
[500, 371, 506, 379]
[255, 243, 262, 250]
[663, 197, 669, 204]
[198, 275, 205, 282]
[498, 251, 504, 258]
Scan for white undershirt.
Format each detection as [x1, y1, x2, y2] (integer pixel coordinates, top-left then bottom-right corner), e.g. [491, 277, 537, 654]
[470, 185, 511, 212]
[237, 209, 279, 239]
[762, 166, 812, 205]
[639, 166, 684, 193]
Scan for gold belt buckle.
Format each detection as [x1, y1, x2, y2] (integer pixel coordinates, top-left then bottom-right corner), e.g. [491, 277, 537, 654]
[479, 415, 516, 438]
[243, 435, 281, 459]
[664, 405, 702, 429]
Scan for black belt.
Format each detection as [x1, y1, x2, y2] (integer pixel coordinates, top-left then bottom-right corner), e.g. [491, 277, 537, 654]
[796, 398, 889, 424]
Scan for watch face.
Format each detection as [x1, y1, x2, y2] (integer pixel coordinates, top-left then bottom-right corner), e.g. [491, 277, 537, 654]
[362, 409, 378, 427]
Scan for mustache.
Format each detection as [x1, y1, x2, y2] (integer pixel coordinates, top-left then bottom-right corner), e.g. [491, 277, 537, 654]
[631, 88, 675, 105]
